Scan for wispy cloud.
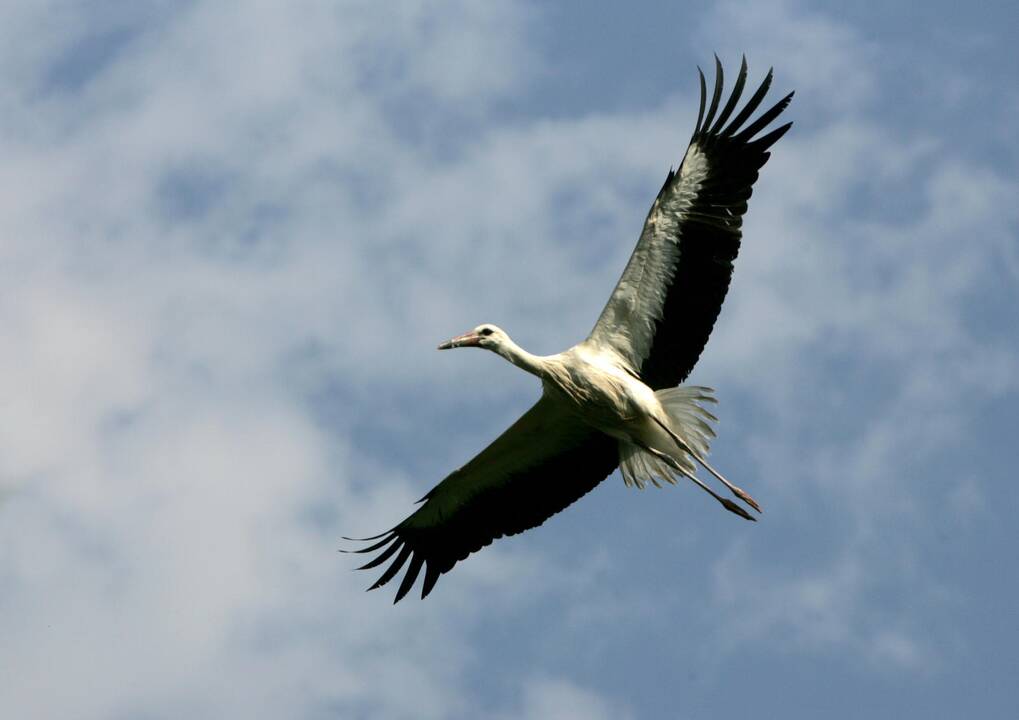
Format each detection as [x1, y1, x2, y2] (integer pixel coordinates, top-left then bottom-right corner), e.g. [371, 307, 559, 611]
[1, 2, 1016, 719]
[0, 3, 575, 718]
[501, 677, 635, 720]
[689, 0, 1019, 678]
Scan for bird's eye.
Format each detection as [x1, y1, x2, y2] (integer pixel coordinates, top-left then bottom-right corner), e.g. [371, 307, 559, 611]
[480, 327, 494, 337]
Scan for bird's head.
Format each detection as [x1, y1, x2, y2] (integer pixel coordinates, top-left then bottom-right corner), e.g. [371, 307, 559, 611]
[437, 323, 507, 352]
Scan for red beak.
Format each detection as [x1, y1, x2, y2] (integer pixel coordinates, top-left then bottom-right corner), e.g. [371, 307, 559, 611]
[438, 331, 481, 350]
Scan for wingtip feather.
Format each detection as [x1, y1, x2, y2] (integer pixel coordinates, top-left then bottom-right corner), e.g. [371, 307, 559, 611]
[695, 67, 708, 135]
[356, 538, 402, 570]
[701, 57, 725, 132]
[421, 562, 441, 599]
[733, 90, 794, 143]
[341, 532, 397, 555]
[709, 55, 748, 135]
[341, 530, 392, 542]
[393, 555, 425, 603]
[369, 544, 412, 590]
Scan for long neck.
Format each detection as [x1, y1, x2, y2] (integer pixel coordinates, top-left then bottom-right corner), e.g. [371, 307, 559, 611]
[495, 337, 549, 378]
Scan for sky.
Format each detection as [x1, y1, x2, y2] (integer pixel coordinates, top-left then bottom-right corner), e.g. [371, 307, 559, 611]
[1, 1, 1017, 718]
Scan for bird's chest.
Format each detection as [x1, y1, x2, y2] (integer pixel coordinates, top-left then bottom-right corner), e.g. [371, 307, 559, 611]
[542, 354, 651, 431]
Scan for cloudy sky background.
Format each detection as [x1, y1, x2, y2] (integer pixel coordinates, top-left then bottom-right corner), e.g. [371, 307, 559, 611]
[1, 1, 1017, 718]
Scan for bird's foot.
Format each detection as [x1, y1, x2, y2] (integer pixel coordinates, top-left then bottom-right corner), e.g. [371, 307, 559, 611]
[721, 498, 756, 521]
[732, 486, 762, 514]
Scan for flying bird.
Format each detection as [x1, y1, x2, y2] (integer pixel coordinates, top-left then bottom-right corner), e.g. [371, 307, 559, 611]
[345, 57, 793, 603]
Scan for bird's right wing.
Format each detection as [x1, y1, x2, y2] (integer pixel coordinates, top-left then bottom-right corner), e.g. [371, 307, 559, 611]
[587, 57, 792, 388]
[345, 395, 618, 603]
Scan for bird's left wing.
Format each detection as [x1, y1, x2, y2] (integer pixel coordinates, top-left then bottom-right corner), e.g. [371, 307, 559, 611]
[345, 395, 618, 603]
[586, 57, 793, 389]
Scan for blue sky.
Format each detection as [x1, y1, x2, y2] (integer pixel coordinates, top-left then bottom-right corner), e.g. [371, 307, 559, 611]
[1, 1, 1017, 718]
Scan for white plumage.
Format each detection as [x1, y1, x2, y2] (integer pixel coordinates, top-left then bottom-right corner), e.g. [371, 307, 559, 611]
[590, 143, 709, 369]
[346, 56, 794, 603]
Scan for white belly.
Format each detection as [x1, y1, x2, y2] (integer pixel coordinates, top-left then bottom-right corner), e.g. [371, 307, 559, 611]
[542, 346, 663, 442]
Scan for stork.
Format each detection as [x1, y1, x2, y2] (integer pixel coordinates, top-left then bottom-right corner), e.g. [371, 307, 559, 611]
[345, 57, 793, 603]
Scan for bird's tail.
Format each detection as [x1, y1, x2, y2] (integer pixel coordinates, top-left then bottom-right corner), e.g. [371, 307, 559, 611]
[618, 386, 718, 489]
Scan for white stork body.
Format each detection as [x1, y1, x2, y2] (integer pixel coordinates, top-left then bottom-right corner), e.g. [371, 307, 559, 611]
[346, 57, 794, 602]
[540, 345, 654, 437]
[465, 332, 660, 442]
[539, 346, 670, 453]
[457, 330, 750, 508]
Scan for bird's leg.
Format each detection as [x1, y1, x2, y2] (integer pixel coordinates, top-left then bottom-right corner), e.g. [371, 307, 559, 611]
[693, 452, 762, 514]
[649, 415, 761, 513]
[635, 442, 755, 522]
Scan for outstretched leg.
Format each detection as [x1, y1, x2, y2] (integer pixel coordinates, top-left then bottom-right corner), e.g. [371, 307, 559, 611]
[649, 415, 762, 514]
[635, 441, 755, 522]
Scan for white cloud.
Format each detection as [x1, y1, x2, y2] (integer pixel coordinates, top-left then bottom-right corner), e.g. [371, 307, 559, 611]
[699, 0, 876, 115]
[503, 677, 634, 720]
[710, 541, 938, 673]
[1, 1, 1016, 718]
[687, 0, 1019, 676]
[0, 2, 566, 718]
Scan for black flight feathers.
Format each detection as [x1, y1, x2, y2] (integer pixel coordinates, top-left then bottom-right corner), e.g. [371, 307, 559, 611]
[638, 55, 793, 390]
